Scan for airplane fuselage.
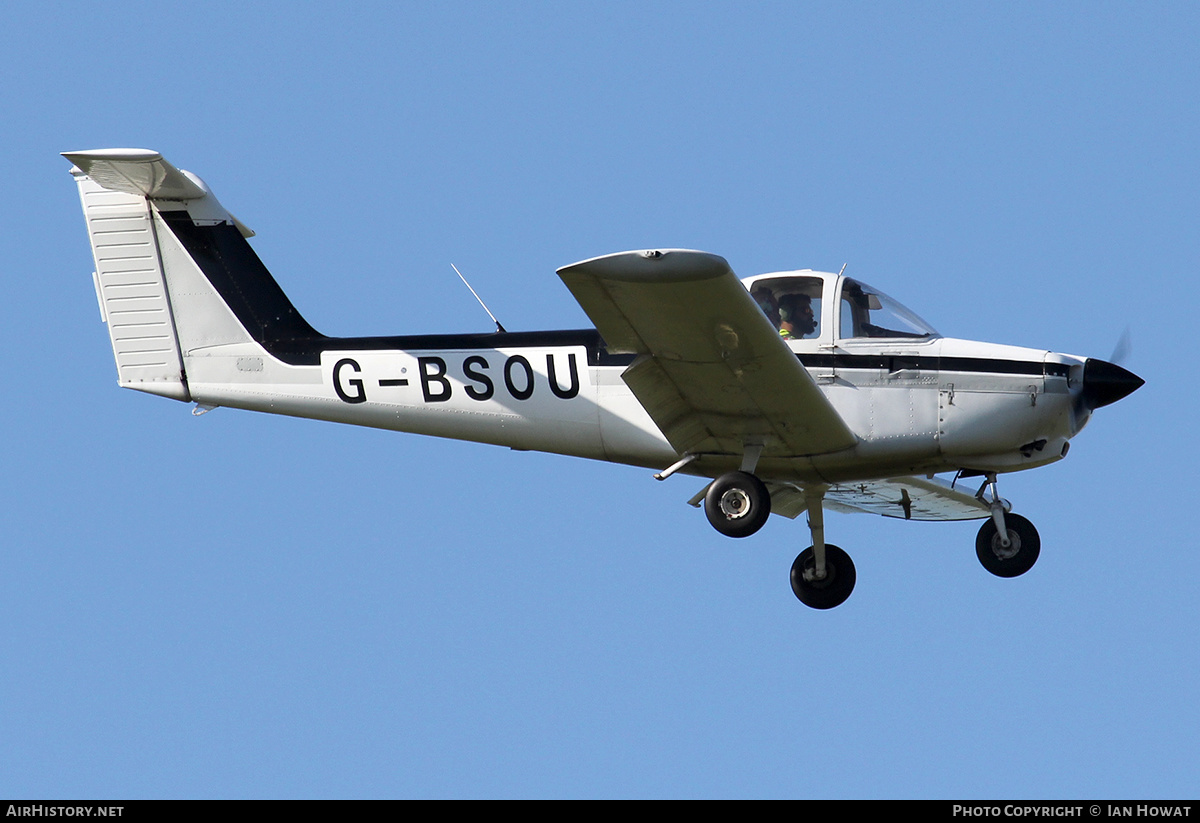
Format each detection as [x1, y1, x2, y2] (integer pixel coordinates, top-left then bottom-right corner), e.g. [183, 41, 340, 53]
[180, 329, 1082, 486]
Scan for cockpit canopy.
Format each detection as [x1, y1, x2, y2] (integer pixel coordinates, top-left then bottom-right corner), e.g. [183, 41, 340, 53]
[745, 271, 938, 343]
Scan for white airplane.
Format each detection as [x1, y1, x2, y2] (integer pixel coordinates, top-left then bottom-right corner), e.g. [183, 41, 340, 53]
[64, 149, 1143, 609]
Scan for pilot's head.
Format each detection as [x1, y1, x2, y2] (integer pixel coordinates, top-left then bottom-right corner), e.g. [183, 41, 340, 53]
[779, 293, 816, 337]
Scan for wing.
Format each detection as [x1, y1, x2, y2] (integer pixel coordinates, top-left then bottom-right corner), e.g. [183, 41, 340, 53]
[558, 249, 857, 457]
[761, 475, 990, 521]
[686, 475, 988, 520]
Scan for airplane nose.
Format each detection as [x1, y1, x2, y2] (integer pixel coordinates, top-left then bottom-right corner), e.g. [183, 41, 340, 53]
[1081, 358, 1144, 410]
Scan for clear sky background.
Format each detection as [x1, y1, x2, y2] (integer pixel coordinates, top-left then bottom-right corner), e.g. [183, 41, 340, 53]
[2, 2, 1195, 799]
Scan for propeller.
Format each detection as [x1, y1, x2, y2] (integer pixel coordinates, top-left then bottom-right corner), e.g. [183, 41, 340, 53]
[1080, 357, 1143, 411]
[1109, 326, 1132, 367]
[1069, 330, 1144, 434]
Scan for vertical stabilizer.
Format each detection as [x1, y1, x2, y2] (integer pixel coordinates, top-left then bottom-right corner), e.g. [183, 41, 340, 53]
[65, 148, 313, 402]
[68, 160, 190, 400]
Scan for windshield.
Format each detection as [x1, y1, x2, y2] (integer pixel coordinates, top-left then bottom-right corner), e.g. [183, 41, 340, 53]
[839, 278, 938, 340]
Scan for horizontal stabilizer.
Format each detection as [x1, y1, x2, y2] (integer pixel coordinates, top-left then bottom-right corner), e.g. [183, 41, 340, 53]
[62, 149, 208, 201]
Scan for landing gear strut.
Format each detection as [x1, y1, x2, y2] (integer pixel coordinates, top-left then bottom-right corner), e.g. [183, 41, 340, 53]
[789, 487, 856, 609]
[974, 473, 1040, 577]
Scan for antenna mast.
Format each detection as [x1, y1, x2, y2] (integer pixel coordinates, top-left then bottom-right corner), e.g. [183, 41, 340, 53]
[451, 263, 507, 333]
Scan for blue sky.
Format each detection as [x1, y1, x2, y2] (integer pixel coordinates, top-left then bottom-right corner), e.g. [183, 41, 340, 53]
[2, 2, 1195, 798]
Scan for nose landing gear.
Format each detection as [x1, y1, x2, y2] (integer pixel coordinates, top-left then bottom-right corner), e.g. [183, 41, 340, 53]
[976, 513, 1040, 577]
[974, 473, 1040, 578]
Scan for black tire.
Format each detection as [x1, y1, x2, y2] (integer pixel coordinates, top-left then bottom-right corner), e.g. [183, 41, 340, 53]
[790, 544, 856, 609]
[976, 513, 1040, 578]
[704, 471, 771, 538]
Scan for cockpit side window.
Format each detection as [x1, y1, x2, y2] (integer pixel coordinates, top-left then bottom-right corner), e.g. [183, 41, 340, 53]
[750, 276, 824, 340]
[839, 278, 938, 340]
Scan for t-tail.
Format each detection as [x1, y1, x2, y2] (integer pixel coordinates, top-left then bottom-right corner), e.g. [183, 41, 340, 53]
[64, 148, 322, 404]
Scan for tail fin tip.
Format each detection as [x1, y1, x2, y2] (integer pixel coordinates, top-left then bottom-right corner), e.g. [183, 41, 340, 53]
[63, 148, 206, 201]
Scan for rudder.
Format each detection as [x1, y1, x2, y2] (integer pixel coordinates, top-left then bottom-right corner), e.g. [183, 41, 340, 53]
[67, 151, 193, 400]
[65, 149, 319, 401]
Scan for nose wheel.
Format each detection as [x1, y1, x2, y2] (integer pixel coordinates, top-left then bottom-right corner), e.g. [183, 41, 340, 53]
[973, 473, 1041, 578]
[976, 512, 1040, 577]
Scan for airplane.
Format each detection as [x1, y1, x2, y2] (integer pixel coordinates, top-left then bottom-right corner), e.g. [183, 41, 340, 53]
[63, 148, 1144, 610]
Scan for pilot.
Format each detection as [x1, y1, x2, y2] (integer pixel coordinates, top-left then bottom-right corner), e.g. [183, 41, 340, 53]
[778, 293, 816, 339]
[751, 285, 781, 329]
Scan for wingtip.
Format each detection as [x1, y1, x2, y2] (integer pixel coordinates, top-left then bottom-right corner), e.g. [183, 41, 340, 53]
[62, 148, 162, 161]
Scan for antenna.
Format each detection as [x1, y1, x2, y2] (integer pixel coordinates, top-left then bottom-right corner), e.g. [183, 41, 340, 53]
[450, 263, 507, 333]
[838, 263, 847, 277]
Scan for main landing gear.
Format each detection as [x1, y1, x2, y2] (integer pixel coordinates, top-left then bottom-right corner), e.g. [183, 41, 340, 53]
[702, 470, 857, 610]
[704, 471, 771, 538]
[692, 463, 1041, 610]
[786, 486, 856, 609]
[790, 544, 856, 610]
[700, 444, 773, 540]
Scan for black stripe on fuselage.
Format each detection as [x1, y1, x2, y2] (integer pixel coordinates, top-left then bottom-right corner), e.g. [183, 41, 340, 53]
[158, 210, 631, 367]
[159, 210, 1066, 378]
[797, 353, 1068, 378]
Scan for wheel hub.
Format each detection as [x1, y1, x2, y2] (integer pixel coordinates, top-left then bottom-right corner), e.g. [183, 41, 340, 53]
[990, 530, 1022, 560]
[790, 544, 856, 609]
[802, 560, 832, 586]
[718, 488, 751, 519]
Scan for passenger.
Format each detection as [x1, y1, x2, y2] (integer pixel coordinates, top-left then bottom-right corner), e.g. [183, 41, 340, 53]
[751, 285, 781, 328]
